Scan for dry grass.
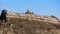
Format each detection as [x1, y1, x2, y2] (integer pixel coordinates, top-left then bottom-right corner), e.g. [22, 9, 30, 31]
[0, 18, 60, 34]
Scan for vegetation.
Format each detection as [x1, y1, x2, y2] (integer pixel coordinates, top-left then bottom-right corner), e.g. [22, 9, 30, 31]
[0, 18, 60, 34]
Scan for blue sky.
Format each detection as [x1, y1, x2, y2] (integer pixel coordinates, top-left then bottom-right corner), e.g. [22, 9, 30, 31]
[0, 0, 60, 18]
